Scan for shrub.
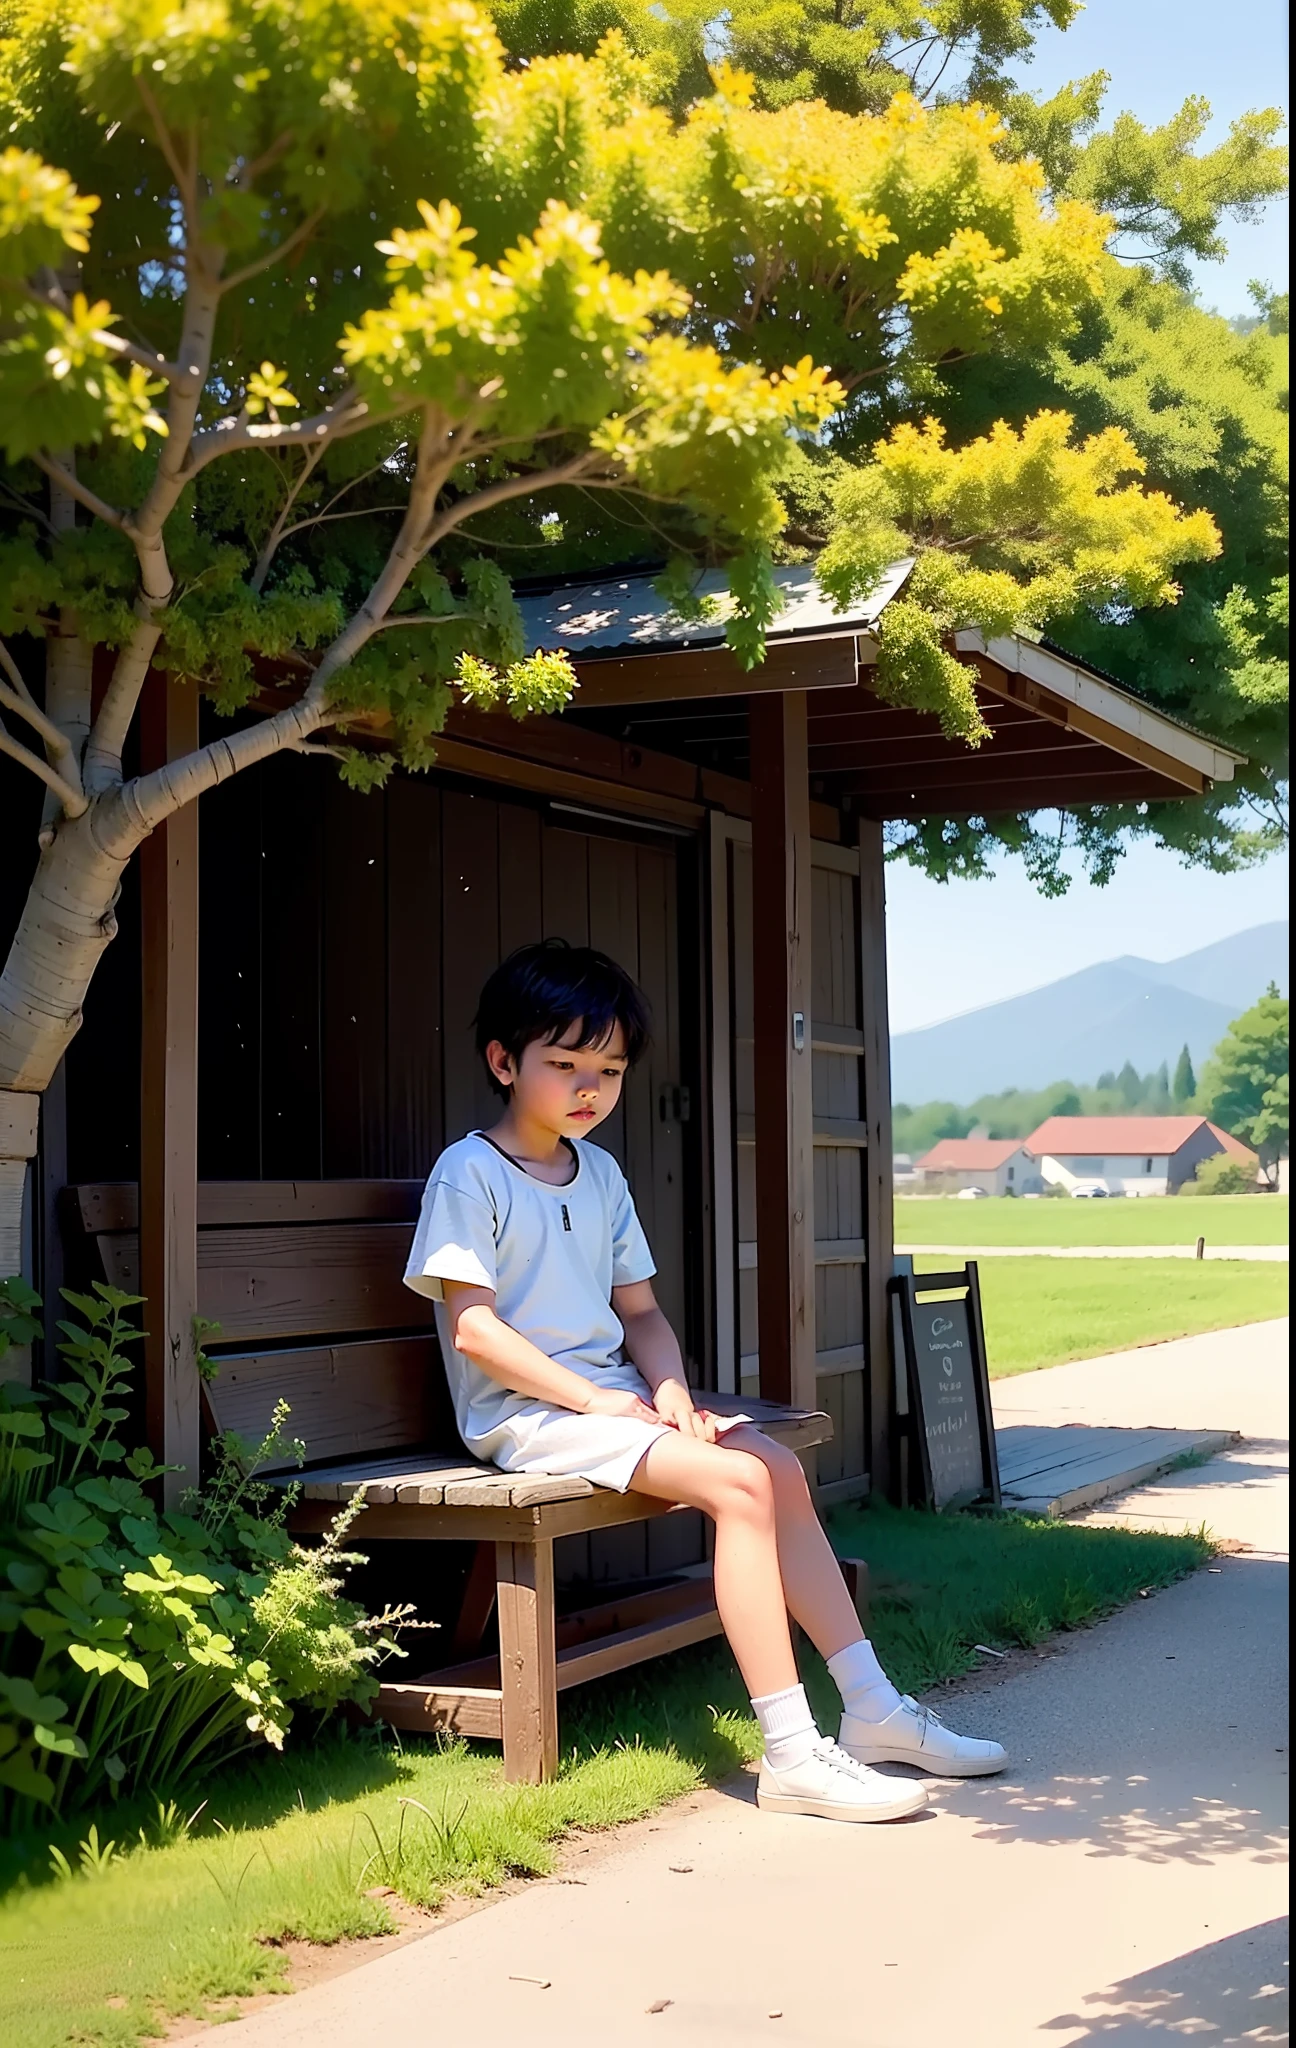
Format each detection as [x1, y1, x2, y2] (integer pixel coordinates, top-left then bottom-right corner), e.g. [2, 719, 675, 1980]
[0, 1279, 410, 1835]
[1181, 1154, 1258, 1195]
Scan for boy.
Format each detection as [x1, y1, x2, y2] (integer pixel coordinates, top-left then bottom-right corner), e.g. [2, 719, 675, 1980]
[405, 939, 1005, 1823]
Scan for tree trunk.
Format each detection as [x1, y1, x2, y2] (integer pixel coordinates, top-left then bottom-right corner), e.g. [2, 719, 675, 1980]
[0, 807, 133, 1326]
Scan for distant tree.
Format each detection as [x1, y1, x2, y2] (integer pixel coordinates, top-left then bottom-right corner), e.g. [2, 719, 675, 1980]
[1152, 1059, 1170, 1105]
[1117, 1060, 1143, 1107]
[1173, 1044, 1197, 1103]
[1096, 1069, 1117, 1092]
[1197, 985, 1290, 1185]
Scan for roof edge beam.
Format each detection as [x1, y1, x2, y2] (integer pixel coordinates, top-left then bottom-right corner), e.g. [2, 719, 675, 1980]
[954, 632, 1239, 791]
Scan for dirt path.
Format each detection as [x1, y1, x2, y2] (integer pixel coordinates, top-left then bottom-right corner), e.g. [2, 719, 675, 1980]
[214, 1322, 1288, 2048]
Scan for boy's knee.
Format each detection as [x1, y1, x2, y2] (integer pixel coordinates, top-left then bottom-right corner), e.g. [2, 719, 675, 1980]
[718, 1452, 776, 1519]
[767, 1439, 812, 1501]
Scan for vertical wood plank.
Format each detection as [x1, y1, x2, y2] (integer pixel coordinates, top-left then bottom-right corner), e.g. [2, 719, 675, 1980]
[497, 1538, 559, 1782]
[441, 791, 502, 1141]
[541, 822, 590, 945]
[387, 778, 443, 1178]
[260, 753, 324, 1179]
[497, 800, 544, 959]
[197, 759, 262, 1176]
[322, 779, 388, 1175]
[587, 834, 637, 1171]
[749, 695, 816, 1417]
[139, 676, 200, 1505]
[858, 817, 895, 1501]
[709, 818, 738, 1394]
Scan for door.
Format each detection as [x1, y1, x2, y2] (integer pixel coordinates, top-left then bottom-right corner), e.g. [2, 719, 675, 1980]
[711, 814, 870, 1500]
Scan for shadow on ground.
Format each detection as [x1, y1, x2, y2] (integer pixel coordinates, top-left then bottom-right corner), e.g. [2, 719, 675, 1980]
[1041, 1916, 1289, 2042]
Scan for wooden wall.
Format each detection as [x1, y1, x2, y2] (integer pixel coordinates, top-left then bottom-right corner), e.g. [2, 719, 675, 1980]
[720, 825, 871, 1498]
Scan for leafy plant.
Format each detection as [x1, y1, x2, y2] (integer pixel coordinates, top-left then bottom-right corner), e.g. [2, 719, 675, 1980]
[0, 1281, 416, 1837]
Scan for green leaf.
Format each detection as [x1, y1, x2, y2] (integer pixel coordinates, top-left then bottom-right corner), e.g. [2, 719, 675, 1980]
[6, 1560, 48, 1596]
[32, 1723, 88, 1759]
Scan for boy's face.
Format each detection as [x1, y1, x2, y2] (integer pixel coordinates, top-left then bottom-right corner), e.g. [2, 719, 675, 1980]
[488, 1019, 629, 1137]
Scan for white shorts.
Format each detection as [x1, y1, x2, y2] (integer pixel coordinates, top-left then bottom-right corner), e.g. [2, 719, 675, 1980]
[467, 1372, 748, 1493]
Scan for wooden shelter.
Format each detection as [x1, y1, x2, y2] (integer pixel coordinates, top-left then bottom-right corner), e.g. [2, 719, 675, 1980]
[3, 562, 1243, 1539]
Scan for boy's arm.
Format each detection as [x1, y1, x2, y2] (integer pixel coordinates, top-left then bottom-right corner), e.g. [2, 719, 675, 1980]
[614, 1281, 719, 1443]
[443, 1282, 660, 1423]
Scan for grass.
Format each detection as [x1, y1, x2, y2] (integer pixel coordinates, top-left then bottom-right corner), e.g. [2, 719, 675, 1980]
[896, 1192, 1289, 1248]
[957, 1254, 1290, 1377]
[1, 1507, 1211, 2048]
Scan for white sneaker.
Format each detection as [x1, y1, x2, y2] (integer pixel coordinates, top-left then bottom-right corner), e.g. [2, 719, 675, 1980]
[840, 1697, 1007, 1778]
[757, 1738, 930, 1823]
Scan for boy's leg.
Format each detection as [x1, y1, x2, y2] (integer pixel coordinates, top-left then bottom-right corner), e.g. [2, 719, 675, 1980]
[629, 1432, 927, 1824]
[720, 1428, 1007, 1779]
[626, 1430, 798, 1698]
[719, 1426, 866, 1661]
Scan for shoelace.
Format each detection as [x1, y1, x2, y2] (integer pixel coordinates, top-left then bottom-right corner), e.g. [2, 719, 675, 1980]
[811, 1737, 880, 1783]
[898, 1695, 944, 1734]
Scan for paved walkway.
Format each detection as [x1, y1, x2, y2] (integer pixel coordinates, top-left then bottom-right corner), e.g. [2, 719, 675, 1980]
[906, 1242, 1287, 1260]
[219, 1324, 1288, 2048]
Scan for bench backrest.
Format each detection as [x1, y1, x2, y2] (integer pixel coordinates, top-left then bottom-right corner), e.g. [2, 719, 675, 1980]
[63, 1182, 454, 1470]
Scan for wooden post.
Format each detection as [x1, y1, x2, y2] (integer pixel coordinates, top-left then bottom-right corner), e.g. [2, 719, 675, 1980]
[139, 676, 200, 1506]
[857, 818, 896, 1500]
[496, 1538, 559, 1782]
[749, 694, 816, 1416]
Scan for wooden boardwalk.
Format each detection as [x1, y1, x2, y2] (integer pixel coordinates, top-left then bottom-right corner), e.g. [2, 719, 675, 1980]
[995, 1422, 1240, 1518]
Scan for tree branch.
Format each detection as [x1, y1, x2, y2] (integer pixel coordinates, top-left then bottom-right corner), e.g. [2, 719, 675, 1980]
[0, 641, 82, 781]
[82, 609, 168, 795]
[0, 716, 88, 816]
[221, 207, 326, 293]
[96, 687, 337, 856]
[420, 454, 600, 551]
[184, 389, 375, 478]
[134, 74, 200, 240]
[32, 455, 127, 531]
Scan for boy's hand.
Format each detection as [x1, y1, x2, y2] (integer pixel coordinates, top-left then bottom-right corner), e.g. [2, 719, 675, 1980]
[580, 1385, 663, 1427]
[652, 1380, 719, 1443]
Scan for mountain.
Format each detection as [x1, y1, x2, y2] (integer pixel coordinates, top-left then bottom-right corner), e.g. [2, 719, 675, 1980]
[890, 922, 1289, 1106]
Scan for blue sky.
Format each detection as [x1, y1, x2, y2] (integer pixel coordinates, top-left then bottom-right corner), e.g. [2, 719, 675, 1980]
[883, 0, 1289, 1039]
[1017, 0, 1289, 317]
[885, 839, 1289, 1033]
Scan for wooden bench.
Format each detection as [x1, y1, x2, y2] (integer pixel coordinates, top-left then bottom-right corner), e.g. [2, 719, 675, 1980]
[65, 1180, 845, 1781]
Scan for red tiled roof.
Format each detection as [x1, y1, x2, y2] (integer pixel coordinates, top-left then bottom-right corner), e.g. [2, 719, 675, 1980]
[1026, 1115, 1256, 1161]
[916, 1137, 1028, 1172]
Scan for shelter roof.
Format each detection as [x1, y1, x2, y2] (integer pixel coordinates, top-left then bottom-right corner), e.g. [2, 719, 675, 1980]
[511, 562, 1246, 820]
[516, 560, 913, 657]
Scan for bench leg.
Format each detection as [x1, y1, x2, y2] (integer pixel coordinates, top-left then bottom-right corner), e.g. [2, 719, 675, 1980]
[451, 1541, 500, 1658]
[496, 1538, 558, 1783]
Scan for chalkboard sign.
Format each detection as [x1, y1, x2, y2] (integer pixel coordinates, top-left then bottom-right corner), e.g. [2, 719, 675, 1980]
[891, 1263, 1000, 1512]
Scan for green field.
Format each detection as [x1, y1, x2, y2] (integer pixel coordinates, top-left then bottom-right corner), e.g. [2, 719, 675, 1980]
[945, 1254, 1290, 1376]
[1, 1508, 1208, 2048]
[897, 1193, 1289, 1248]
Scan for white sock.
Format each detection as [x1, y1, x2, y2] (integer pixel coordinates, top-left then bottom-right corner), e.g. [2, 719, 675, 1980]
[827, 1638, 903, 1725]
[751, 1683, 819, 1772]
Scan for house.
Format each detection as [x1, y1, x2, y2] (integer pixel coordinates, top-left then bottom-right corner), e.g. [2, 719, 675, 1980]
[1, 565, 1248, 1531]
[915, 1137, 1043, 1196]
[1027, 1115, 1256, 1196]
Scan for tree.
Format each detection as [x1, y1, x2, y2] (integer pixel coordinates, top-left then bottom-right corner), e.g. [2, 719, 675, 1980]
[1173, 1043, 1196, 1104]
[492, 0, 1081, 119]
[1197, 985, 1289, 1185]
[1116, 1059, 1142, 1107]
[0, 1, 1236, 1261]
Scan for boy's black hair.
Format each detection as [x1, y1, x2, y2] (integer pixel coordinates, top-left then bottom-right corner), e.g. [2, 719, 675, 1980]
[474, 939, 653, 1095]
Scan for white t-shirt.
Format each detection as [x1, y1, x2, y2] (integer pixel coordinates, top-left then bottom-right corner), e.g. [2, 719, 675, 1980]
[403, 1132, 659, 1463]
